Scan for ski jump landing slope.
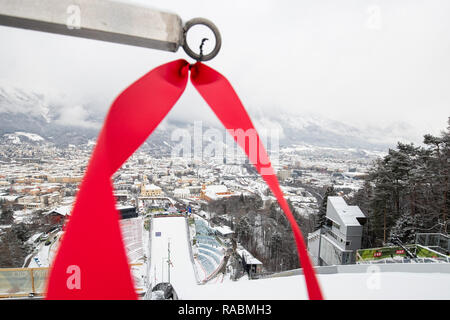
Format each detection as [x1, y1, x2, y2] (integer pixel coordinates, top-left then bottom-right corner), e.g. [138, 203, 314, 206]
[149, 216, 197, 298]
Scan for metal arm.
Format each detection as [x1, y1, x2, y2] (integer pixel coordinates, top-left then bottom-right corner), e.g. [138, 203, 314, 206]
[0, 0, 221, 60]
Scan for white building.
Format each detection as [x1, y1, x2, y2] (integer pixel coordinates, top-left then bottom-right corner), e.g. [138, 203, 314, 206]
[214, 225, 234, 238]
[308, 196, 367, 266]
[277, 169, 291, 181]
[140, 184, 162, 197]
[173, 188, 190, 199]
[200, 184, 233, 201]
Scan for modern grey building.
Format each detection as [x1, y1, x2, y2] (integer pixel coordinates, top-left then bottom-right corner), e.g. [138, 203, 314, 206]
[308, 196, 367, 266]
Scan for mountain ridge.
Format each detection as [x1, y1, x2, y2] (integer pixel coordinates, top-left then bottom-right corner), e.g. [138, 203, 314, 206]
[0, 85, 394, 151]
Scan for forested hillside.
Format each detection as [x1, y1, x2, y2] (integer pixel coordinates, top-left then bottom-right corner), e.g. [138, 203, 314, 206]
[349, 118, 449, 248]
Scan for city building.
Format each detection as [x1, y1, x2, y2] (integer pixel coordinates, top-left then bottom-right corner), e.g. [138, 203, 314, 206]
[173, 188, 190, 199]
[140, 184, 162, 197]
[214, 225, 234, 239]
[46, 206, 71, 224]
[200, 184, 234, 201]
[236, 247, 263, 277]
[277, 169, 291, 181]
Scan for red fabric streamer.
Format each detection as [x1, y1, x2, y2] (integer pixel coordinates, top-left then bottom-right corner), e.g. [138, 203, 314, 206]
[46, 60, 323, 300]
[190, 62, 323, 300]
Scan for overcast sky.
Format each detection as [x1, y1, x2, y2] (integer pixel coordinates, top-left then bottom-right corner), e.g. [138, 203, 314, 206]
[0, 0, 449, 144]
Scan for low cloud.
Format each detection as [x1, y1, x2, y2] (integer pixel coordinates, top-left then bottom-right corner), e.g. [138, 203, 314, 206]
[54, 104, 100, 129]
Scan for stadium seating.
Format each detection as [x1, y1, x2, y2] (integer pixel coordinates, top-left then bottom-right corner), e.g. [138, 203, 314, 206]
[194, 217, 225, 278]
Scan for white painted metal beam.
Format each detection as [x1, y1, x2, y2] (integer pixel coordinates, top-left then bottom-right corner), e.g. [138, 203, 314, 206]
[0, 0, 183, 52]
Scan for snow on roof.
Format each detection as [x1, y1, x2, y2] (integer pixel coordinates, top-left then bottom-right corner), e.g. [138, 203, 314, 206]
[236, 248, 262, 265]
[48, 205, 71, 216]
[205, 185, 228, 193]
[61, 197, 75, 206]
[174, 188, 190, 194]
[0, 195, 19, 202]
[144, 184, 161, 190]
[214, 225, 234, 236]
[204, 191, 233, 200]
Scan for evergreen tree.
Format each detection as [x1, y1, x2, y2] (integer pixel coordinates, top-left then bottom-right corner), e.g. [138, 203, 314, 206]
[236, 216, 251, 245]
[0, 203, 14, 225]
[315, 185, 336, 230]
[350, 117, 450, 247]
[270, 231, 282, 268]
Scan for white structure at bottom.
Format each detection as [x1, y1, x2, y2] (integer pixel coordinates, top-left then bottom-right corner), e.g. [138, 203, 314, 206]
[308, 196, 367, 266]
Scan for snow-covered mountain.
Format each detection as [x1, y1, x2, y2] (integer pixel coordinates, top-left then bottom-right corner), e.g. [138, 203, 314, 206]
[0, 86, 100, 146]
[0, 85, 396, 151]
[252, 113, 397, 151]
[3, 132, 45, 145]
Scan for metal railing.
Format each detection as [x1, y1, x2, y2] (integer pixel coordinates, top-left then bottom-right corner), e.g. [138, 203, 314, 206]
[185, 216, 202, 284]
[416, 233, 449, 255]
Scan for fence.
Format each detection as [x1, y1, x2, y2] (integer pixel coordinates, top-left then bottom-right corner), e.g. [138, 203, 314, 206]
[0, 264, 144, 299]
[0, 267, 48, 298]
[357, 244, 449, 263]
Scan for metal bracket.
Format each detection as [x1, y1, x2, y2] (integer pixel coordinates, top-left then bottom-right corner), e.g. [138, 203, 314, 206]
[182, 18, 222, 62]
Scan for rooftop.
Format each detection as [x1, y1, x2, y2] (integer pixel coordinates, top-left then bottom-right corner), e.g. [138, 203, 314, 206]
[143, 184, 161, 191]
[328, 196, 366, 226]
[214, 225, 234, 236]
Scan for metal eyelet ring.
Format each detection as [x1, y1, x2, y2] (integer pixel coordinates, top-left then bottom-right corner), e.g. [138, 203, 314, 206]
[182, 18, 222, 62]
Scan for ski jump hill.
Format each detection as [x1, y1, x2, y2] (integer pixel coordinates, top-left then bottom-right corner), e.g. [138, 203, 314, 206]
[147, 216, 450, 300]
[149, 216, 199, 298]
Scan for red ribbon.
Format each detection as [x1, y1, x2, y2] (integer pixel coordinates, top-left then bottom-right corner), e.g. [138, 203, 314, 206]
[46, 60, 323, 300]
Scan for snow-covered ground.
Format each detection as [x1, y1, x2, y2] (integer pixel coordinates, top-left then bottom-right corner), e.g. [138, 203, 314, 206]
[27, 231, 62, 268]
[3, 132, 45, 144]
[149, 217, 198, 298]
[14, 132, 44, 142]
[12, 210, 33, 224]
[180, 272, 450, 300]
[147, 216, 450, 300]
